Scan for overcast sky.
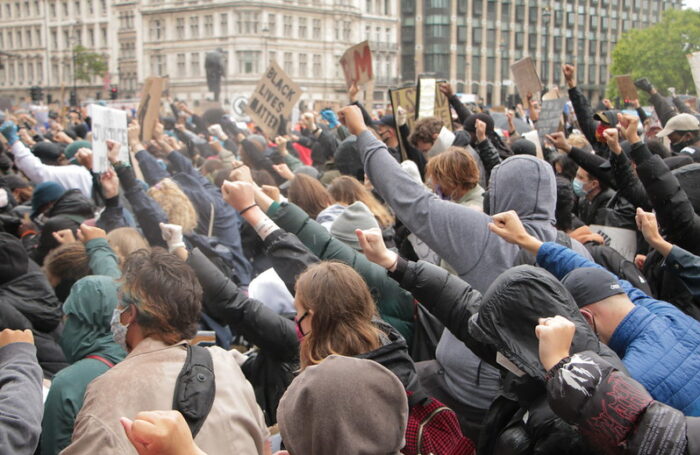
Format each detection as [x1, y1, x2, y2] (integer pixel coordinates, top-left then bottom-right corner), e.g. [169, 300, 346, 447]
[685, 0, 700, 9]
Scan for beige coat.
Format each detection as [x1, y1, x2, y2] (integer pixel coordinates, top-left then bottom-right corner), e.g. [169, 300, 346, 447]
[61, 338, 269, 455]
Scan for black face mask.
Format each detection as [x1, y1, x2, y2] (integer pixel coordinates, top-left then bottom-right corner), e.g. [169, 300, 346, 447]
[671, 138, 696, 154]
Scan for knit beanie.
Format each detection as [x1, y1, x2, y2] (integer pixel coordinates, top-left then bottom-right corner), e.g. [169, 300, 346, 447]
[330, 201, 380, 250]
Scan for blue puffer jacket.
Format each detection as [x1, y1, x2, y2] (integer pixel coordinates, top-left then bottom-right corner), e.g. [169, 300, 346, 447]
[537, 241, 700, 416]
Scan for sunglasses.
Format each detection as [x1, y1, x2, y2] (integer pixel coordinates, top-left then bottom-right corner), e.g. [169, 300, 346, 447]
[295, 310, 310, 337]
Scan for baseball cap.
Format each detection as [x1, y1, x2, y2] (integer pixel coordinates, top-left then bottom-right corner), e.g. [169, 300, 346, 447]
[656, 113, 700, 138]
[561, 267, 625, 308]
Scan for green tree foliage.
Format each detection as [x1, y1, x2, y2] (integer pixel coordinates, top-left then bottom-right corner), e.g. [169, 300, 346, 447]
[607, 9, 700, 100]
[73, 45, 108, 84]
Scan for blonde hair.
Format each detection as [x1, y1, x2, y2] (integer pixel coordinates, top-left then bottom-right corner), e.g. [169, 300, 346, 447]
[107, 227, 150, 264]
[147, 178, 198, 234]
[567, 133, 591, 151]
[327, 176, 394, 228]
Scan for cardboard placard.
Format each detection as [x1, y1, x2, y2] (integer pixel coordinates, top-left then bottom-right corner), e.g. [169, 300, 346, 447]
[688, 52, 700, 98]
[245, 61, 302, 137]
[389, 86, 417, 162]
[339, 41, 374, 89]
[137, 77, 166, 142]
[615, 75, 638, 102]
[589, 225, 637, 261]
[88, 104, 128, 173]
[511, 57, 542, 101]
[536, 97, 569, 137]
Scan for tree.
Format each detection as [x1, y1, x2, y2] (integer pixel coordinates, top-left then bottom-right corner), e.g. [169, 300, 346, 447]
[607, 9, 700, 100]
[73, 45, 108, 84]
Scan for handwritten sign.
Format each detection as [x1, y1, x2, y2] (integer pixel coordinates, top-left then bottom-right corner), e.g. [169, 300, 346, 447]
[339, 41, 374, 89]
[137, 76, 166, 142]
[245, 61, 302, 137]
[88, 104, 128, 173]
[688, 52, 700, 99]
[511, 57, 542, 101]
[615, 75, 638, 102]
[536, 97, 569, 138]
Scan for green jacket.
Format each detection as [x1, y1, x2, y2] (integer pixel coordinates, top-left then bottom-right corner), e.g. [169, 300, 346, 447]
[85, 238, 121, 279]
[41, 276, 125, 455]
[268, 201, 414, 345]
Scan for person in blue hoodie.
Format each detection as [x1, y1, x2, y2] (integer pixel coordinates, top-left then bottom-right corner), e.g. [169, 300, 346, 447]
[489, 209, 700, 417]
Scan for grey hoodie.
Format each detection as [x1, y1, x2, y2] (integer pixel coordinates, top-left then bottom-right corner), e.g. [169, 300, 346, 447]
[358, 130, 592, 407]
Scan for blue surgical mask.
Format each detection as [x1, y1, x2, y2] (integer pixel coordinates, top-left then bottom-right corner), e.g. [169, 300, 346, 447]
[572, 178, 588, 197]
[110, 307, 130, 351]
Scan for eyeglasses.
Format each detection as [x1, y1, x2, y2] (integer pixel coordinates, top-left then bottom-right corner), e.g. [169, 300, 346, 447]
[295, 310, 310, 337]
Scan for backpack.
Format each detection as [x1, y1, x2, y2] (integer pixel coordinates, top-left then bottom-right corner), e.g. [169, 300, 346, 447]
[402, 392, 476, 455]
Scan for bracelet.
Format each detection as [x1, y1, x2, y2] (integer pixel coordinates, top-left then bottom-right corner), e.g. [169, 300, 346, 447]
[239, 203, 259, 216]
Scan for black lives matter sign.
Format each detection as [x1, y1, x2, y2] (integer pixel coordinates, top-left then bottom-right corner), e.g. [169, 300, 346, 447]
[245, 61, 302, 137]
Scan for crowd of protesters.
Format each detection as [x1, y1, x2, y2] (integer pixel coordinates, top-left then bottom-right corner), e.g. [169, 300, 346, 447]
[0, 61, 700, 455]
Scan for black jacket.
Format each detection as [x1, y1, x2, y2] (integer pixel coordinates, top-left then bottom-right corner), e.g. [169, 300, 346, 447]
[547, 351, 700, 454]
[568, 86, 611, 158]
[577, 189, 636, 230]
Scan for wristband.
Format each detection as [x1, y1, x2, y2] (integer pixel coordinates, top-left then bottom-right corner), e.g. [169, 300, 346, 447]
[253, 217, 280, 241]
[239, 203, 258, 216]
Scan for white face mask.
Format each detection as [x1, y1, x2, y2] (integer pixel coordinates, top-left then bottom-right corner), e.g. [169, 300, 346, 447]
[110, 307, 130, 352]
[427, 127, 456, 157]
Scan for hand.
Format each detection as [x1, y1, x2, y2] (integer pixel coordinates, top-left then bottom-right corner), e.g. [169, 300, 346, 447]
[602, 128, 623, 155]
[488, 210, 543, 254]
[0, 329, 34, 348]
[602, 98, 613, 109]
[438, 82, 454, 98]
[338, 105, 368, 136]
[544, 132, 572, 153]
[616, 113, 640, 144]
[635, 208, 672, 257]
[159, 222, 185, 252]
[475, 119, 487, 143]
[396, 106, 407, 127]
[128, 123, 141, 147]
[52, 228, 76, 245]
[228, 164, 254, 184]
[261, 185, 281, 202]
[106, 140, 123, 164]
[77, 224, 107, 243]
[302, 112, 316, 131]
[221, 180, 256, 212]
[208, 124, 228, 140]
[75, 148, 93, 169]
[120, 411, 206, 455]
[18, 128, 35, 146]
[272, 163, 295, 181]
[535, 316, 576, 371]
[634, 254, 647, 271]
[274, 136, 289, 154]
[100, 169, 120, 199]
[152, 123, 164, 141]
[348, 81, 360, 103]
[54, 131, 74, 144]
[562, 64, 576, 88]
[355, 228, 398, 270]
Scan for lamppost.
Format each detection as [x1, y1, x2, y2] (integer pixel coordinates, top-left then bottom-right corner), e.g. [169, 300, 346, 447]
[70, 21, 82, 106]
[542, 7, 551, 91]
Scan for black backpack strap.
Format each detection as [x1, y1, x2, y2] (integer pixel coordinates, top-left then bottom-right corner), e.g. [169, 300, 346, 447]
[172, 344, 216, 438]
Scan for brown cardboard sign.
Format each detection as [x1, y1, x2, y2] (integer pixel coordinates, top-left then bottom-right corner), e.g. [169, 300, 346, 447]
[511, 57, 542, 101]
[137, 76, 166, 142]
[339, 41, 374, 89]
[245, 61, 302, 137]
[616, 75, 638, 102]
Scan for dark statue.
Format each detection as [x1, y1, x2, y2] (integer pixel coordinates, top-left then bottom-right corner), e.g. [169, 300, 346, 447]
[205, 49, 226, 102]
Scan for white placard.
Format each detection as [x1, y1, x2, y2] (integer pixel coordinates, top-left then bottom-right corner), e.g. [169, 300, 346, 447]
[688, 52, 700, 99]
[417, 77, 437, 119]
[589, 225, 637, 262]
[89, 104, 128, 173]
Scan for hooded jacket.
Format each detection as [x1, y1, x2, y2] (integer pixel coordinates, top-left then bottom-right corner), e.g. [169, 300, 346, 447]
[537, 242, 700, 416]
[0, 234, 66, 376]
[41, 276, 125, 455]
[45, 189, 95, 221]
[358, 129, 592, 408]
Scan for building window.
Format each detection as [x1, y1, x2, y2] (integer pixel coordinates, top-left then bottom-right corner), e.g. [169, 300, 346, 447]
[150, 20, 162, 40]
[190, 16, 199, 38]
[313, 19, 321, 37]
[267, 13, 276, 35]
[237, 50, 260, 74]
[283, 15, 292, 36]
[176, 18, 185, 39]
[284, 52, 293, 75]
[237, 11, 259, 34]
[298, 53, 307, 77]
[26, 29, 32, 47]
[177, 53, 185, 74]
[87, 28, 94, 46]
[298, 17, 307, 38]
[220, 13, 228, 35]
[27, 61, 33, 82]
[313, 53, 321, 76]
[101, 26, 106, 45]
[73, 0, 80, 15]
[151, 54, 165, 76]
[191, 52, 200, 76]
[342, 21, 351, 41]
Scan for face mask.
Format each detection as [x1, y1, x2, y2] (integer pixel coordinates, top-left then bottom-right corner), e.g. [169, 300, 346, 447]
[110, 307, 130, 351]
[572, 178, 588, 197]
[671, 138, 696, 154]
[295, 323, 305, 342]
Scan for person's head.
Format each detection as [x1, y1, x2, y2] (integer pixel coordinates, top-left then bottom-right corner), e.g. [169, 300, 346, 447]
[0, 233, 28, 285]
[551, 154, 579, 181]
[463, 113, 495, 146]
[2, 175, 32, 204]
[147, 178, 198, 234]
[32, 142, 66, 166]
[372, 115, 398, 147]
[287, 173, 333, 219]
[657, 113, 700, 153]
[425, 146, 480, 201]
[334, 136, 364, 181]
[566, 133, 592, 152]
[115, 248, 202, 351]
[251, 169, 276, 187]
[573, 167, 606, 200]
[277, 355, 408, 455]
[35, 215, 81, 265]
[510, 138, 537, 156]
[554, 175, 575, 232]
[106, 227, 149, 265]
[293, 261, 381, 369]
[32, 181, 66, 218]
[408, 117, 443, 153]
[61, 276, 125, 363]
[43, 242, 91, 301]
[561, 267, 634, 344]
[64, 140, 91, 164]
[327, 175, 394, 228]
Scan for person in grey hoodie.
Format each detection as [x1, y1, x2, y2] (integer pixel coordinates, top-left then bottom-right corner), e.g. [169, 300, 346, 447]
[340, 105, 593, 432]
[0, 329, 44, 455]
